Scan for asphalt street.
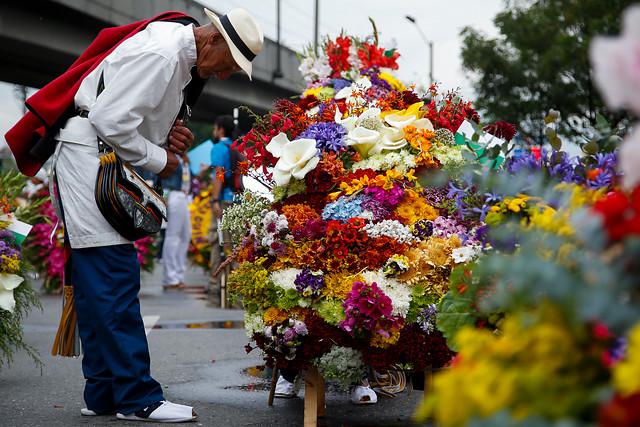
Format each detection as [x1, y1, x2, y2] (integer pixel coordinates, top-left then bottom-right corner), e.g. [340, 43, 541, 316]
[0, 265, 428, 427]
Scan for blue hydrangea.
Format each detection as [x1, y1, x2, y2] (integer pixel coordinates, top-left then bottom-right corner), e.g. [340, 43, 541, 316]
[322, 195, 366, 222]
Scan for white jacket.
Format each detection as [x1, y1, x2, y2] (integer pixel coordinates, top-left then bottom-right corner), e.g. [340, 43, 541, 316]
[53, 22, 197, 248]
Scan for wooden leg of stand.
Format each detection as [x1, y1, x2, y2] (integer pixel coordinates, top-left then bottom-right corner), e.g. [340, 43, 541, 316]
[317, 373, 325, 417]
[304, 367, 321, 427]
[268, 366, 279, 407]
[423, 365, 433, 395]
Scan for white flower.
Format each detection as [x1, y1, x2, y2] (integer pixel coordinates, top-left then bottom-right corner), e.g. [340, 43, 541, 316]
[361, 270, 412, 317]
[452, 245, 482, 264]
[334, 108, 357, 132]
[363, 220, 416, 244]
[352, 150, 417, 173]
[346, 126, 383, 157]
[244, 312, 265, 339]
[266, 133, 320, 186]
[590, 6, 640, 114]
[335, 77, 371, 109]
[269, 268, 302, 291]
[298, 52, 332, 83]
[620, 126, 640, 190]
[0, 273, 24, 312]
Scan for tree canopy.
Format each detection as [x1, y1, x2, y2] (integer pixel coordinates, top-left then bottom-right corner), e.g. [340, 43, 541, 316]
[461, 0, 634, 142]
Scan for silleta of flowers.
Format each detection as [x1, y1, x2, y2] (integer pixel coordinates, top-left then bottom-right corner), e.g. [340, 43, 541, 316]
[225, 31, 509, 378]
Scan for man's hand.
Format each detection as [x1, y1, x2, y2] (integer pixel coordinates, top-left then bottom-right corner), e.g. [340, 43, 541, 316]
[158, 150, 179, 178]
[168, 120, 194, 155]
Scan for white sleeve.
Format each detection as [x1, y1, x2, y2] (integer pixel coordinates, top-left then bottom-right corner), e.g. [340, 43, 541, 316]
[88, 52, 178, 174]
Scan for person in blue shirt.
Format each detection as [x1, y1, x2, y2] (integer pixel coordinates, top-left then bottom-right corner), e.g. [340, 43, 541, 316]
[208, 114, 235, 306]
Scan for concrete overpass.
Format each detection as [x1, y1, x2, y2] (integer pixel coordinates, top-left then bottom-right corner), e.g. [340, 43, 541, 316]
[0, 0, 304, 128]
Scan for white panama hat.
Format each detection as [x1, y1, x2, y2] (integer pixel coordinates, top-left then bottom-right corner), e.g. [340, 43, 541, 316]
[203, 8, 264, 80]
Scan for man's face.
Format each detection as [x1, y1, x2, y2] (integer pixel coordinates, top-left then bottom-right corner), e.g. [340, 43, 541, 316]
[213, 124, 222, 140]
[197, 33, 242, 80]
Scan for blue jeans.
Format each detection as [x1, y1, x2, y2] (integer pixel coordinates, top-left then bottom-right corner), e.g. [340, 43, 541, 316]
[71, 244, 163, 414]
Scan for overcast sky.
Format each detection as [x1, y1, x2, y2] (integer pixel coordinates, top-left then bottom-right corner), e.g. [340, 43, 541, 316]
[0, 0, 505, 155]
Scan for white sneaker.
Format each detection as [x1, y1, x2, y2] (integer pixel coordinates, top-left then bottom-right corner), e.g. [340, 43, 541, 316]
[116, 400, 197, 423]
[350, 385, 378, 405]
[274, 375, 299, 398]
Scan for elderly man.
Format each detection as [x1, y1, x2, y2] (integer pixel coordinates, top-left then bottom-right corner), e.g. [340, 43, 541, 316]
[52, 8, 263, 423]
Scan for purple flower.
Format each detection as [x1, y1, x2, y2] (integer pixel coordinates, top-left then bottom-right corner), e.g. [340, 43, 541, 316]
[283, 328, 296, 342]
[363, 184, 404, 207]
[412, 219, 434, 240]
[294, 269, 325, 297]
[300, 122, 347, 152]
[416, 304, 437, 334]
[332, 78, 352, 92]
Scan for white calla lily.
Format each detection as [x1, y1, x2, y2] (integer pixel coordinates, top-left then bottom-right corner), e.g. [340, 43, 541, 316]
[334, 109, 357, 132]
[379, 126, 408, 151]
[413, 118, 435, 131]
[384, 113, 417, 129]
[265, 132, 290, 158]
[346, 126, 382, 157]
[267, 133, 320, 186]
[0, 273, 24, 312]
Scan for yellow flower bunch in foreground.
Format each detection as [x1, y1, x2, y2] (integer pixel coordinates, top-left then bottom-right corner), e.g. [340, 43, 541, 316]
[416, 305, 607, 426]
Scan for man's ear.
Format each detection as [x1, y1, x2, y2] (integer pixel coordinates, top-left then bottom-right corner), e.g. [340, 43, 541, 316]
[211, 31, 225, 45]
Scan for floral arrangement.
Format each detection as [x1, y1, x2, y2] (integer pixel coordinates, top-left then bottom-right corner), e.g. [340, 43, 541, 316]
[414, 6, 640, 426]
[23, 187, 64, 293]
[0, 172, 41, 369]
[134, 235, 158, 273]
[227, 30, 509, 379]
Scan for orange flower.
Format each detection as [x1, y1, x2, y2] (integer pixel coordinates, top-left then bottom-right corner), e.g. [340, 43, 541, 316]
[281, 204, 320, 229]
[263, 307, 289, 325]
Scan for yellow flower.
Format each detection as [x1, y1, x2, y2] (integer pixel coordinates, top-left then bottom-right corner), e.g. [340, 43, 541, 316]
[378, 72, 406, 91]
[613, 323, 640, 396]
[507, 197, 527, 213]
[381, 101, 425, 119]
[0, 255, 21, 274]
[406, 169, 417, 182]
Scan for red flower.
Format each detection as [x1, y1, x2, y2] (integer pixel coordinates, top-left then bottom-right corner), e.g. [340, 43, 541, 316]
[326, 36, 351, 77]
[599, 392, 640, 427]
[483, 121, 517, 142]
[592, 187, 640, 241]
[298, 95, 319, 111]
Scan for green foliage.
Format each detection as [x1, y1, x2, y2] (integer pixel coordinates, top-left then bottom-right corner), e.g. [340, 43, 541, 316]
[436, 267, 480, 350]
[0, 278, 42, 370]
[461, 0, 634, 141]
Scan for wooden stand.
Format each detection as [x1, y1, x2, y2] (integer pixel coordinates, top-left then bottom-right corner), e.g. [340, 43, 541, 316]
[268, 366, 279, 407]
[303, 367, 326, 427]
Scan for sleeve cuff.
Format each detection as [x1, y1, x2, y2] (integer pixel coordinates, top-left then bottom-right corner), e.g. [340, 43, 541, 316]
[134, 140, 167, 174]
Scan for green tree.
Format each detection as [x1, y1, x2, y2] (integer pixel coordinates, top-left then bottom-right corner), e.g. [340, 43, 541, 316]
[461, 0, 634, 143]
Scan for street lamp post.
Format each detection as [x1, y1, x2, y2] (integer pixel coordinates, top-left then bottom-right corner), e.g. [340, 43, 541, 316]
[405, 15, 434, 84]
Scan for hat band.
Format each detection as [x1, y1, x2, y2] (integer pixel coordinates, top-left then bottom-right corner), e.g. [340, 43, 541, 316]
[220, 14, 256, 62]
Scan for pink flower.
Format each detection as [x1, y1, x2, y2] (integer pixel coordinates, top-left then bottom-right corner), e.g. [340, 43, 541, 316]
[590, 6, 640, 114]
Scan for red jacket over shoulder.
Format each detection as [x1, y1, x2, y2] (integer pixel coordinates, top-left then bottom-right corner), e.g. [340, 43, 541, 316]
[5, 11, 195, 176]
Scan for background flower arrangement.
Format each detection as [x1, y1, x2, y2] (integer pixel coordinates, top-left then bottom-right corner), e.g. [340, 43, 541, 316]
[414, 6, 640, 426]
[226, 29, 512, 381]
[0, 172, 41, 369]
